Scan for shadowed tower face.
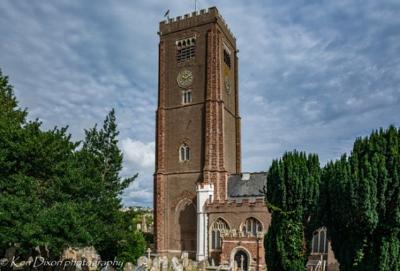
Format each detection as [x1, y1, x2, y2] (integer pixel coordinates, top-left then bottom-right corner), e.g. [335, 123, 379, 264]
[154, 7, 241, 257]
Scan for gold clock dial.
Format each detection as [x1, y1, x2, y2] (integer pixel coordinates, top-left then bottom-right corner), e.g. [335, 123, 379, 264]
[177, 69, 193, 88]
[224, 76, 231, 94]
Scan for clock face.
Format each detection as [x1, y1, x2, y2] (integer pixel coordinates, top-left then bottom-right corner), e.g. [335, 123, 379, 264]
[177, 69, 193, 88]
[224, 76, 231, 94]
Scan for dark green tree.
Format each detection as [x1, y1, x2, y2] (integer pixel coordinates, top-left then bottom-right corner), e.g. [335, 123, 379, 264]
[321, 127, 400, 271]
[80, 109, 142, 261]
[265, 151, 321, 271]
[0, 70, 79, 256]
[0, 70, 145, 265]
[113, 209, 147, 265]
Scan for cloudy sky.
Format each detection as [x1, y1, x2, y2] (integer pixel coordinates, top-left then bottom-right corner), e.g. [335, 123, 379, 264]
[1, 0, 399, 207]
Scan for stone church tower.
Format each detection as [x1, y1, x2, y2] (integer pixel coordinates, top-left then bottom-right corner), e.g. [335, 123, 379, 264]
[154, 7, 241, 257]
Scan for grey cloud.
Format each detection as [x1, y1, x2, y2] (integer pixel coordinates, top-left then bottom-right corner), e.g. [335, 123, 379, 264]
[1, 0, 399, 206]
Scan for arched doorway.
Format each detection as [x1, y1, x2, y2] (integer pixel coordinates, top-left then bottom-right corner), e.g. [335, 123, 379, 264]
[176, 199, 196, 252]
[234, 249, 249, 271]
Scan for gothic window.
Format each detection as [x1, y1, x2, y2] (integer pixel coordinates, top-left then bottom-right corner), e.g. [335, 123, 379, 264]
[242, 217, 262, 236]
[176, 37, 196, 63]
[182, 90, 192, 104]
[179, 144, 190, 161]
[311, 227, 328, 254]
[211, 218, 229, 250]
[223, 49, 231, 68]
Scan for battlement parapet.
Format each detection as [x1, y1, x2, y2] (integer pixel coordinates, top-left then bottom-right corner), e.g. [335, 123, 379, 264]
[205, 197, 266, 209]
[220, 229, 265, 240]
[197, 182, 214, 190]
[159, 7, 236, 43]
[161, 7, 214, 25]
[216, 13, 235, 42]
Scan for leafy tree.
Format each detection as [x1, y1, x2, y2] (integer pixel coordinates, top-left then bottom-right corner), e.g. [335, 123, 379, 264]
[265, 151, 321, 271]
[37, 202, 93, 254]
[0, 70, 78, 255]
[113, 210, 147, 265]
[80, 109, 140, 261]
[0, 118, 87, 258]
[321, 126, 400, 271]
[0, 70, 145, 264]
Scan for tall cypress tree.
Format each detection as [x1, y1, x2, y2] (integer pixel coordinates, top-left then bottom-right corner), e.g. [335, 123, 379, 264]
[321, 127, 400, 271]
[265, 151, 321, 271]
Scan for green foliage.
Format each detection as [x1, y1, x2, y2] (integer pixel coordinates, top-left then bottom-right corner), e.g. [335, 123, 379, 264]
[265, 214, 305, 271]
[80, 109, 141, 261]
[265, 151, 321, 271]
[114, 210, 147, 265]
[37, 202, 93, 254]
[116, 230, 146, 265]
[321, 126, 400, 271]
[0, 70, 144, 262]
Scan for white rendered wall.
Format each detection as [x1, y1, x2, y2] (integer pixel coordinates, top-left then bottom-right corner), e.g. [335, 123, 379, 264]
[196, 183, 214, 261]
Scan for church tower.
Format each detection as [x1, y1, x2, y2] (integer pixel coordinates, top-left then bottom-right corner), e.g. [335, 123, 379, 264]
[154, 7, 241, 257]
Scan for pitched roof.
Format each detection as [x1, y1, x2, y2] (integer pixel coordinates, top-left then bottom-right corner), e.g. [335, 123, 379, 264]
[227, 172, 267, 198]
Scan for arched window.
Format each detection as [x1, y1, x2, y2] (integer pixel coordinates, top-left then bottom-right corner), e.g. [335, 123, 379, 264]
[179, 144, 190, 161]
[210, 218, 229, 250]
[242, 217, 262, 236]
[182, 90, 192, 104]
[311, 227, 328, 254]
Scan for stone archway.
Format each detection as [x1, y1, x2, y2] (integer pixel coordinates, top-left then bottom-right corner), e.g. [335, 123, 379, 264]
[231, 247, 251, 271]
[175, 199, 197, 252]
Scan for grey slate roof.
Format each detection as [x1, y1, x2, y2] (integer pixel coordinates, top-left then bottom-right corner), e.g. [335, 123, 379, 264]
[227, 172, 267, 198]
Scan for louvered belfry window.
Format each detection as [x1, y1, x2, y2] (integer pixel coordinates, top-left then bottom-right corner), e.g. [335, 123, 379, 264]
[176, 37, 196, 63]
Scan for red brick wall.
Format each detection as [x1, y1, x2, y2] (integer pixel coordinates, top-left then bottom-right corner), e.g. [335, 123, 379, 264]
[206, 199, 270, 270]
[222, 237, 265, 271]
